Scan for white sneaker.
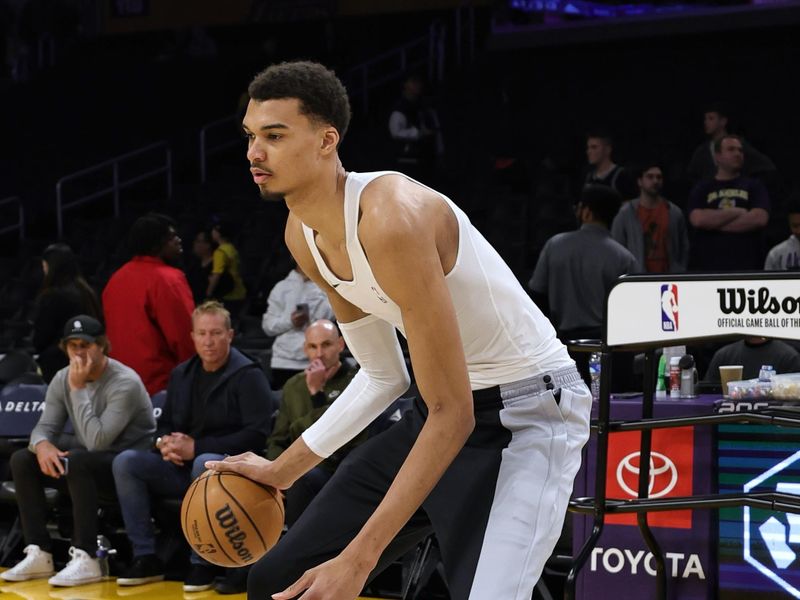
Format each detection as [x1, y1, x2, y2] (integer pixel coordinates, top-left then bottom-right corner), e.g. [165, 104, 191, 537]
[48, 547, 102, 587]
[1, 544, 55, 582]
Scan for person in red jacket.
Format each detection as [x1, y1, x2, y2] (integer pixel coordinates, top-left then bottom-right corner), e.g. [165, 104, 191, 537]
[102, 213, 195, 394]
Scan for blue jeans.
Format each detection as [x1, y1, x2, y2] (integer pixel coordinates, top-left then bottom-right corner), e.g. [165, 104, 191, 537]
[112, 449, 223, 564]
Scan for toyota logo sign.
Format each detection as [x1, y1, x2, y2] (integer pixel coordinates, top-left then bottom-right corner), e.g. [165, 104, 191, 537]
[616, 451, 679, 499]
[605, 428, 694, 528]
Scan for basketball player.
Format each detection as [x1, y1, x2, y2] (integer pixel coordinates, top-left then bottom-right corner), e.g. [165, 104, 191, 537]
[206, 61, 591, 600]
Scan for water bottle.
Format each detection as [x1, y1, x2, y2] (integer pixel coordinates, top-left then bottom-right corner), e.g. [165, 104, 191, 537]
[96, 535, 116, 578]
[589, 352, 601, 401]
[759, 364, 776, 382]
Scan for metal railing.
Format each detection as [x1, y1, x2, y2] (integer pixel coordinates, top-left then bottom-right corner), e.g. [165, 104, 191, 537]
[347, 21, 446, 114]
[56, 142, 172, 238]
[199, 114, 241, 184]
[0, 196, 25, 239]
[197, 7, 474, 178]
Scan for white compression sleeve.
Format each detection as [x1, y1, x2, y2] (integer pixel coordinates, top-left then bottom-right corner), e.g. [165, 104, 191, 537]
[301, 314, 411, 458]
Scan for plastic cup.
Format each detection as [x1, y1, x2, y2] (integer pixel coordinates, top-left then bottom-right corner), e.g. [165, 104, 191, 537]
[719, 365, 744, 397]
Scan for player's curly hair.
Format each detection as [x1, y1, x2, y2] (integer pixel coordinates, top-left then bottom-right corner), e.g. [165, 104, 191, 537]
[248, 61, 351, 146]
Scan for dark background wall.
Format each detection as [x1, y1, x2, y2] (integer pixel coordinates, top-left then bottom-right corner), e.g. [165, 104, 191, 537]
[2, 2, 800, 255]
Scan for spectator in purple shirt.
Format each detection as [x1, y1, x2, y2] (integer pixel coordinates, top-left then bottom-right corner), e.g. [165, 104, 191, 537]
[687, 134, 770, 271]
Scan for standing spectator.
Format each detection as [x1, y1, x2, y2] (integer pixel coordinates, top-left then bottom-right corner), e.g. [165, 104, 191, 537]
[530, 185, 639, 390]
[1, 316, 154, 586]
[530, 184, 639, 340]
[687, 104, 776, 183]
[687, 135, 770, 271]
[102, 213, 195, 395]
[185, 230, 214, 304]
[112, 301, 275, 593]
[584, 130, 637, 199]
[207, 222, 247, 317]
[765, 200, 800, 270]
[262, 263, 333, 389]
[33, 243, 102, 382]
[267, 320, 363, 527]
[611, 162, 690, 273]
[388, 74, 443, 184]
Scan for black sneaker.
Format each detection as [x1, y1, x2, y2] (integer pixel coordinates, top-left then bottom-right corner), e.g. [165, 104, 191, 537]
[215, 567, 250, 595]
[116, 554, 165, 586]
[183, 564, 219, 592]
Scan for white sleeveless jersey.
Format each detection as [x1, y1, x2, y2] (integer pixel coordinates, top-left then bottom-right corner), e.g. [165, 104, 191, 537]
[302, 171, 572, 389]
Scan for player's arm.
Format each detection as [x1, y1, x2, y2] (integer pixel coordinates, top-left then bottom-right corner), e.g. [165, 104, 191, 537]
[209, 214, 398, 488]
[328, 181, 474, 579]
[274, 181, 474, 600]
[258, 214, 378, 487]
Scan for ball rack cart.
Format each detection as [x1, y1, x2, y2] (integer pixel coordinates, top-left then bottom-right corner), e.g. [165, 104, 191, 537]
[564, 272, 800, 600]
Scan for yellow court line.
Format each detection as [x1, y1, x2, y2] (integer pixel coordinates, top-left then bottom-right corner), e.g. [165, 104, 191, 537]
[1, 571, 385, 600]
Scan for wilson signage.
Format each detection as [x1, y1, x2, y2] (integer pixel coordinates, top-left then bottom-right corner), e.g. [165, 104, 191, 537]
[606, 275, 800, 347]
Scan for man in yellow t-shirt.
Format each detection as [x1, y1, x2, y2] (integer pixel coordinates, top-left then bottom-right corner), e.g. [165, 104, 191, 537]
[208, 223, 247, 315]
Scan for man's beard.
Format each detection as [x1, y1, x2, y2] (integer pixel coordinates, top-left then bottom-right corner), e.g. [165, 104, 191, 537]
[259, 187, 284, 203]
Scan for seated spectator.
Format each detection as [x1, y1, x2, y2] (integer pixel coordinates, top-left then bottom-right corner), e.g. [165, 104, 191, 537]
[611, 162, 689, 273]
[266, 320, 364, 527]
[185, 230, 214, 304]
[704, 337, 800, 382]
[1, 316, 155, 586]
[688, 134, 770, 271]
[262, 263, 333, 389]
[208, 221, 247, 317]
[33, 244, 102, 382]
[764, 199, 800, 270]
[112, 301, 275, 594]
[584, 130, 637, 199]
[102, 213, 195, 395]
[529, 185, 639, 389]
[687, 104, 776, 183]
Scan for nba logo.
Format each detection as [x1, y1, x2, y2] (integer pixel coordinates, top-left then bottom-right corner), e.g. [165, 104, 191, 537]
[661, 284, 679, 332]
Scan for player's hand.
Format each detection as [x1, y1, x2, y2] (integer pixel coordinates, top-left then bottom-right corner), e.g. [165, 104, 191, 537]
[205, 452, 286, 489]
[272, 552, 372, 600]
[35, 440, 68, 479]
[68, 354, 92, 390]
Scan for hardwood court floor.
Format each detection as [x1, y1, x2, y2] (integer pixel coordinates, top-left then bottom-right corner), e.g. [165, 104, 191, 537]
[0, 573, 383, 600]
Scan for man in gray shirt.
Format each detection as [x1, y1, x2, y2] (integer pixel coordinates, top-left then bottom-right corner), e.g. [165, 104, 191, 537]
[530, 185, 639, 389]
[530, 184, 639, 338]
[2, 315, 154, 587]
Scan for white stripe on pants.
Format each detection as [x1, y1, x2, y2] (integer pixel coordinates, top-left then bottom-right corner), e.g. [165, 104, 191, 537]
[469, 379, 592, 599]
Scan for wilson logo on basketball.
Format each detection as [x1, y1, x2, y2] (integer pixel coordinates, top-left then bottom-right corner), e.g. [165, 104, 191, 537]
[181, 470, 285, 567]
[215, 503, 254, 563]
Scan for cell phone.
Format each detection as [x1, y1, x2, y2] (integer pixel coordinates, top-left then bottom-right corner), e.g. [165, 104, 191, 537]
[59, 456, 69, 475]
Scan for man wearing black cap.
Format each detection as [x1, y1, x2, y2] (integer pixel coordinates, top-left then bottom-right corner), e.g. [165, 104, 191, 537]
[2, 315, 155, 587]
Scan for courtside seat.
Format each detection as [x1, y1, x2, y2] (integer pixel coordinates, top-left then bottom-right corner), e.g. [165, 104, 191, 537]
[0, 380, 50, 565]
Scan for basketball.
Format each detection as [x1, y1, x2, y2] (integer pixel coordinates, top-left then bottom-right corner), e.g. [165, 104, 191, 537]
[180, 470, 285, 568]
